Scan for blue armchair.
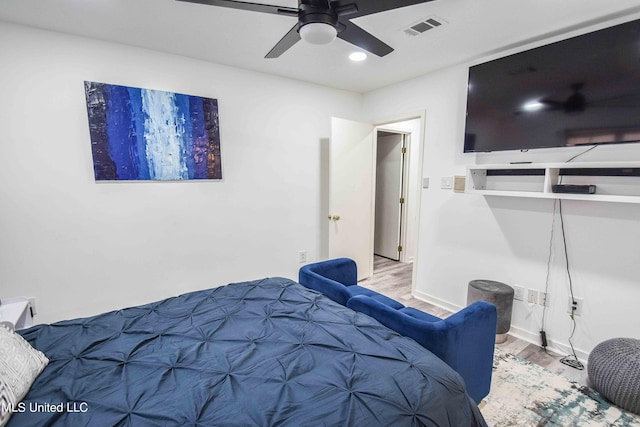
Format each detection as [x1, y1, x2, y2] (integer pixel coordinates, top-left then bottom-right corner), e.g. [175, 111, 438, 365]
[347, 294, 497, 403]
[298, 258, 403, 309]
[298, 257, 497, 403]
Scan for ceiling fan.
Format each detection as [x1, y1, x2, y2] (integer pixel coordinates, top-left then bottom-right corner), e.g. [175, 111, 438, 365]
[176, 0, 436, 58]
[539, 83, 588, 114]
[517, 83, 589, 115]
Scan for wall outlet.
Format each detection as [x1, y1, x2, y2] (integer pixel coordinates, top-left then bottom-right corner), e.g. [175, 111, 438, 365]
[567, 297, 583, 316]
[528, 289, 538, 304]
[538, 292, 550, 307]
[513, 285, 525, 301]
[298, 251, 308, 264]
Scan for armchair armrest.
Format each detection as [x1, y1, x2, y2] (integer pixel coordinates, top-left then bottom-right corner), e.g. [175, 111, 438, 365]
[298, 258, 357, 305]
[347, 295, 497, 403]
[431, 301, 497, 403]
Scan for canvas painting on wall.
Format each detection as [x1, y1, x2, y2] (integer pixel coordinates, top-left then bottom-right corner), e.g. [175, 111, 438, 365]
[84, 81, 222, 181]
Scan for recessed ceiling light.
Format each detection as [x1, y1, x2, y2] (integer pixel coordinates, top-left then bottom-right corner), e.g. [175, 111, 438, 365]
[349, 52, 367, 62]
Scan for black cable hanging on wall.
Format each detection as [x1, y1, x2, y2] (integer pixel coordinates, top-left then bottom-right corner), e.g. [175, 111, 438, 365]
[540, 145, 595, 368]
[558, 200, 584, 370]
[554, 145, 594, 369]
[540, 199, 584, 369]
[540, 199, 557, 353]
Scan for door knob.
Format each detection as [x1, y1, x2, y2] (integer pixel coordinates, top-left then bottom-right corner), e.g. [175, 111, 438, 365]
[328, 215, 341, 221]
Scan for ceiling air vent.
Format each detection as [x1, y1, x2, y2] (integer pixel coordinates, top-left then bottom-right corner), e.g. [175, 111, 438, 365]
[403, 17, 445, 37]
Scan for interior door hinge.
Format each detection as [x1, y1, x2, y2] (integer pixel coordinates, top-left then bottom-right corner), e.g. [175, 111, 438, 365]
[400, 197, 405, 204]
[398, 245, 403, 252]
[402, 147, 407, 154]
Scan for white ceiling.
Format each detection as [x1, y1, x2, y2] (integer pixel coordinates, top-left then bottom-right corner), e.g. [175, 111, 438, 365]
[1, 0, 640, 92]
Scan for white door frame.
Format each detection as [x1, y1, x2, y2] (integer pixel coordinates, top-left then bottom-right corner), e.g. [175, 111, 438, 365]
[374, 129, 409, 262]
[374, 112, 426, 272]
[373, 130, 405, 261]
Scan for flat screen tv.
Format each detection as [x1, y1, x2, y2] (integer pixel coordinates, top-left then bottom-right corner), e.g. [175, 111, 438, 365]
[464, 18, 640, 153]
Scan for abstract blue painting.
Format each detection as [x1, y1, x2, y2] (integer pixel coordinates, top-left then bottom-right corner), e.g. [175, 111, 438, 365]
[84, 81, 222, 181]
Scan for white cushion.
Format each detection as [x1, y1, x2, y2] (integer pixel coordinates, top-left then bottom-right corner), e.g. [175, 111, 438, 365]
[0, 324, 48, 426]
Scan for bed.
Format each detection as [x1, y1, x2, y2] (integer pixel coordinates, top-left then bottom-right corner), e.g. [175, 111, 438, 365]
[8, 277, 487, 426]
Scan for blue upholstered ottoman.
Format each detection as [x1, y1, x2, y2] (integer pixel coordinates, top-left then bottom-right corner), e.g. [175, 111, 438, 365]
[588, 338, 640, 415]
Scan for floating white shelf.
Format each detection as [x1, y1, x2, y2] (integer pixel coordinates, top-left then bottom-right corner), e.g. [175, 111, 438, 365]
[466, 161, 640, 204]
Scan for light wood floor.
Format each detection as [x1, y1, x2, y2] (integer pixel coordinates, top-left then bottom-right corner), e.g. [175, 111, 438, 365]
[360, 256, 589, 386]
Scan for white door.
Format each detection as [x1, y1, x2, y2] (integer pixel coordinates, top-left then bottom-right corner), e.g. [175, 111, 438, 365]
[374, 133, 404, 260]
[329, 117, 375, 281]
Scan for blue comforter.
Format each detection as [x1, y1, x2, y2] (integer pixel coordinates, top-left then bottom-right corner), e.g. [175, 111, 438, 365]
[14, 278, 487, 426]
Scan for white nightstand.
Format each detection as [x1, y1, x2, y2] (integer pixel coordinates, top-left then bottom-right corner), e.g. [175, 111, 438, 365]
[0, 297, 33, 331]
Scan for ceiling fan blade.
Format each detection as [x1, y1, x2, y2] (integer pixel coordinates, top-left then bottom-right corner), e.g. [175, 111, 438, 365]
[540, 99, 565, 110]
[265, 24, 302, 58]
[331, 0, 434, 18]
[337, 21, 393, 57]
[176, 0, 298, 17]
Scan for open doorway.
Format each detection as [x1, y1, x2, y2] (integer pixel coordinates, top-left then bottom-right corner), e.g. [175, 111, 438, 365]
[374, 117, 421, 269]
[374, 130, 406, 261]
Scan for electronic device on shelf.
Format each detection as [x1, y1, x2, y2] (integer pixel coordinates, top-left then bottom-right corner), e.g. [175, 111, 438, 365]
[551, 184, 597, 194]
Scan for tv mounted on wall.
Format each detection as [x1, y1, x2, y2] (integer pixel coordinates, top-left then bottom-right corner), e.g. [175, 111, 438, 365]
[464, 18, 640, 153]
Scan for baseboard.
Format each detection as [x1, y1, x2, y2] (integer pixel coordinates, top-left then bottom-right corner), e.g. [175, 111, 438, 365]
[412, 290, 590, 364]
[412, 289, 461, 313]
[508, 326, 589, 364]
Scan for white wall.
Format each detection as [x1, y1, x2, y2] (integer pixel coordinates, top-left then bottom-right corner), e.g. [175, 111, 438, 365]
[0, 23, 362, 324]
[363, 63, 640, 360]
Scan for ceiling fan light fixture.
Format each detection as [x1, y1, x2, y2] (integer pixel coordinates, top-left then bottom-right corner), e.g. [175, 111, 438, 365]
[299, 23, 337, 45]
[522, 100, 545, 112]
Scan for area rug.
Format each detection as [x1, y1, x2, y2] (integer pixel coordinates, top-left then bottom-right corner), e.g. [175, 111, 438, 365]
[481, 349, 640, 426]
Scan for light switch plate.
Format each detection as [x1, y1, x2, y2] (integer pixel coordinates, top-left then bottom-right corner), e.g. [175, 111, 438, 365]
[440, 176, 453, 189]
[422, 177, 430, 188]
